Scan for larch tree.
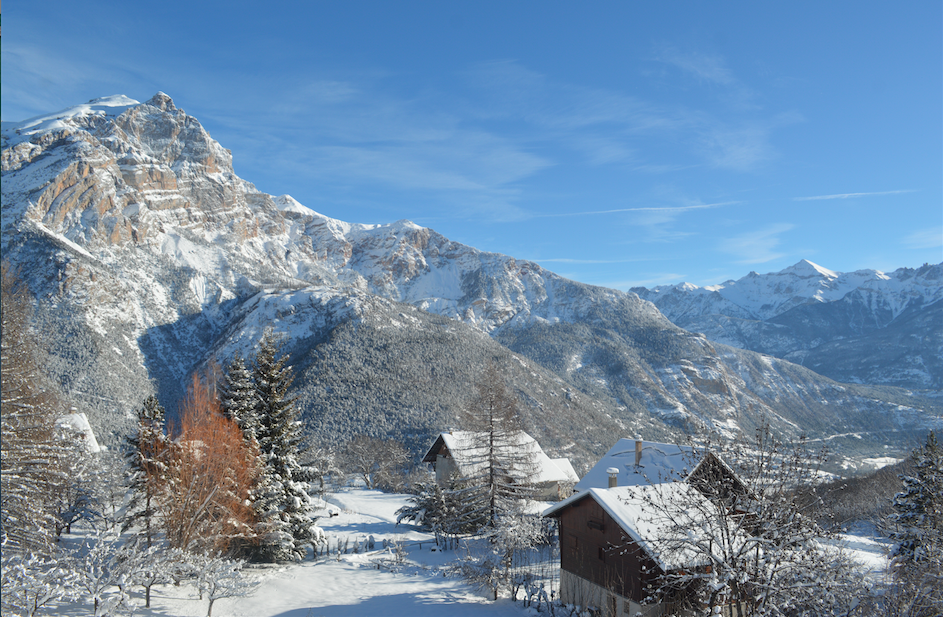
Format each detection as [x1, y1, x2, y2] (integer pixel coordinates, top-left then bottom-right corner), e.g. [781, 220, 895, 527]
[250, 331, 314, 561]
[452, 362, 538, 531]
[163, 373, 258, 556]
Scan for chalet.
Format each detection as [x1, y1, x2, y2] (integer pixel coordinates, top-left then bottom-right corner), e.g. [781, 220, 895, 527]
[544, 483, 742, 616]
[546, 437, 751, 616]
[421, 431, 579, 501]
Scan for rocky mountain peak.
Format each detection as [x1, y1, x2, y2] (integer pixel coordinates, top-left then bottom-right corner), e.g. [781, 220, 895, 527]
[145, 91, 177, 112]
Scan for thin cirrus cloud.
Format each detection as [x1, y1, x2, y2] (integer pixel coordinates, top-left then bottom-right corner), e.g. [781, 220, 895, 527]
[655, 46, 760, 112]
[656, 47, 736, 86]
[532, 201, 737, 219]
[224, 58, 788, 212]
[532, 257, 656, 264]
[793, 189, 917, 201]
[903, 227, 943, 250]
[722, 223, 796, 264]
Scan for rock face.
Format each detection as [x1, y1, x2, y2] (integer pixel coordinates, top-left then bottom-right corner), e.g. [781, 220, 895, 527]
[3, 94, 940, 470]
[633, 260, 943, 390]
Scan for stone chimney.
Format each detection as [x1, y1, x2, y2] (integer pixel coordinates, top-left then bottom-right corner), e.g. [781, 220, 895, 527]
[607, 467, 619, 488]
[635, 435, 643, 467]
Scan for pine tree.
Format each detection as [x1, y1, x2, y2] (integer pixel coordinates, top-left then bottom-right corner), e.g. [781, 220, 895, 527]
[122, 395, 171, 607]
[251, 331, 314, 561]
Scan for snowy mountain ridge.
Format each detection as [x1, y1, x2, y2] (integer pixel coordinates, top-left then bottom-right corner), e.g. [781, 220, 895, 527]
[633, 260, 942, 390]
[638, 259, 941, 323]
[3, 93, 940, 470]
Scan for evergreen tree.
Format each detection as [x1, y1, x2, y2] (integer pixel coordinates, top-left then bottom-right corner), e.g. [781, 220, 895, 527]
[886, 431, 943, 616]
[219, 352, 259, 441]
[893, 431, 943, 563]
[123, 395, 169, 553]
[251, 331, 314, 561]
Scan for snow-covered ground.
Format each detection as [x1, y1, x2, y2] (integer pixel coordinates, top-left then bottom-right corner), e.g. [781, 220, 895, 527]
[49, 488, 892, 616]
[837, 522, 894, 584]
[55, 490, 532, 617]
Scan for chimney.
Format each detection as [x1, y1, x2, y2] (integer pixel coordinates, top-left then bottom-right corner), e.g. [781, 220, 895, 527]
[635, 435, 643, 467]
[607, 467, 619, 488]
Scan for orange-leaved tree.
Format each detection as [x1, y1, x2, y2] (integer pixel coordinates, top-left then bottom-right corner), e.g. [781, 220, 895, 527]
[163, 373, 259, 556]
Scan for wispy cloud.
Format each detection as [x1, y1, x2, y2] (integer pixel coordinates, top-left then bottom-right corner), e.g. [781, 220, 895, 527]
[655, 46, 762, 114]
[721, 223, 796, 264]
[794, 189, 917, 201]
[903, 227, 943, 250]
[532, 201, 738, 218]
[656, 48, 736, 86]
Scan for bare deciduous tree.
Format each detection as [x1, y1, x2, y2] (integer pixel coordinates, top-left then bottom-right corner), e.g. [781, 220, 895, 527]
[629, 424, 865, 616]
[452, 362, 538, 531]
[1, 262, 72, 557]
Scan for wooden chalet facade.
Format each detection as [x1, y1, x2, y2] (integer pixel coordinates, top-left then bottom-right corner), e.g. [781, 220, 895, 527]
[556, 493, 661, 615]
[545, 440, 750, 617]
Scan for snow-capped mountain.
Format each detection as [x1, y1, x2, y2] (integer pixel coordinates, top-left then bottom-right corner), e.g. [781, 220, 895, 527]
[3, 94, 940, 470]
[632, 261, 942, 389]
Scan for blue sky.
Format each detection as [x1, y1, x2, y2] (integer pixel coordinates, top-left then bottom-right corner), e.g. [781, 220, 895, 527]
[3, 2, 941, 289]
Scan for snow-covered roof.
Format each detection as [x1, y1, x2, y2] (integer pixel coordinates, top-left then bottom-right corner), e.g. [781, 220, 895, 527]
[574, 438, 696, 492]
[423, 431, 575, 486]
[544, 483, 736, 571]
[550, 457, 580, 484]
[57, 412, 101, 453]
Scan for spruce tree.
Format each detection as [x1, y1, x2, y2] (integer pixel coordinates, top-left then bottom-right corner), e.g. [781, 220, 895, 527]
[893, 430, 943, 563]
[219, 352, 259, 441]
[251, 331, 314, 561]
[123, 395, 168, 606]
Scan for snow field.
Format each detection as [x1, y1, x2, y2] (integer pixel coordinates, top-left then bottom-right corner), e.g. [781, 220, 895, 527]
[54, 490, 533, 617]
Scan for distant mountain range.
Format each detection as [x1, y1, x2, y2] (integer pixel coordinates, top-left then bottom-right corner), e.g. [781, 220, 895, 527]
[3, 93, 940, 473]
[632, 260, 942, 390]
